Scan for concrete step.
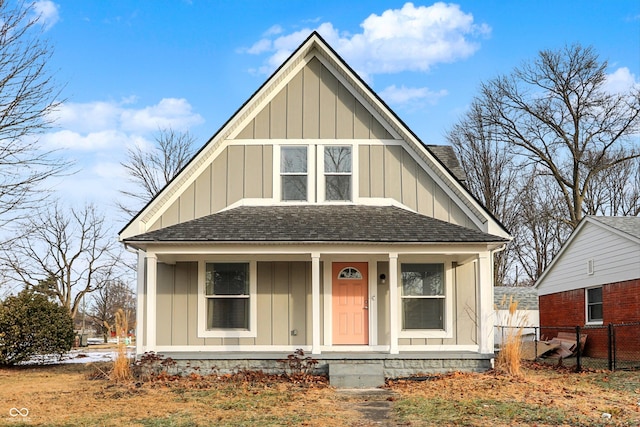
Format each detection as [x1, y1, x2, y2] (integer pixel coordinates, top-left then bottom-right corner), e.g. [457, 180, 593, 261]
[329, 361, 385, 388]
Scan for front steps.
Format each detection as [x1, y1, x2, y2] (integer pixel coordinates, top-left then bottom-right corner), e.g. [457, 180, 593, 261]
[329, 361, 385, 388]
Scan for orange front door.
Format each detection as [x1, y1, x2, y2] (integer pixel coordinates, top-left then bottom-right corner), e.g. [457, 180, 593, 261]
[332, 262, 368, 345]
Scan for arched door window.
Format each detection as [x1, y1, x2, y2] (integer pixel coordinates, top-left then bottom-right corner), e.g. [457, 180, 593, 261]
[337, 267, 362, 280]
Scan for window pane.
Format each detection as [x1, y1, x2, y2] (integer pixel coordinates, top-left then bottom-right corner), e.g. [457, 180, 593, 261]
[324, 146, 351, 173]
[282, 175, 307, 200]
[281, 147, 307, 173]
[403, 299, 444, 329]
[589, 304, 603, 322]
[401, 264, 444, 296]
[206, 263, 248, 295]
[207, 298, 248, 329]
[326, 175, 351, 200]
[587, 287, 602, 304]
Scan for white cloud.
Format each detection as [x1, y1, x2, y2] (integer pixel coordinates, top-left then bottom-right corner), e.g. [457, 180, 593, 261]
[50, 97, 204, 138]
[380, 84, 448, 106]
[604, 67, 639, 94]
[242, 2, 490, 79]
[32, 0, 60, 31]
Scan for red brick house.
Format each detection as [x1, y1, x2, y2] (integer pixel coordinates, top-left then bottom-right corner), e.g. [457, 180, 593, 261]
[535, 216, 640, 358]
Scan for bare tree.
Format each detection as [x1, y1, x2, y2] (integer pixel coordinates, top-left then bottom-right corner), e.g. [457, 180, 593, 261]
[118, 128, 196, 217]
[511, 173, 571, 284]
[477, 44, 640, 228]
[0, 201, 121, 319]
[89, 279, 135, 343]
[584, 154, 640, 217]
[447, 101, 521, 285]
[0, 1, 70, 227]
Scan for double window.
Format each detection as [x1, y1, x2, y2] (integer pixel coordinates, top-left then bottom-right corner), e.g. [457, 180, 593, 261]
[401, 263, 445, 330]
[586, 286, 603, 324]
[280, 145, 352, 202]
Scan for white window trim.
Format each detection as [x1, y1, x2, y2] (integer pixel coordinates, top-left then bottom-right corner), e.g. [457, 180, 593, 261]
[585, 285, 603, 326]
[197, 260, 257, 338]
[398, 260, 453, 339]
[275, 142, 357, 203]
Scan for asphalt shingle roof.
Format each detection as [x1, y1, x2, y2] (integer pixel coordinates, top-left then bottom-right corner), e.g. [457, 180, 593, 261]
[494, 286, 539, 310]
[124, 205, 507, 244]
[428, 145, 467, 182]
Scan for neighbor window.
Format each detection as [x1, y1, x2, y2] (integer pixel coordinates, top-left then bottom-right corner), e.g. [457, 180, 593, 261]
[324, 146, 351, 201]
[586, 286, 603, 324]
[205, 263, 249, 329]
[401, 263, 445, 330]
[281, 146, 307, 201]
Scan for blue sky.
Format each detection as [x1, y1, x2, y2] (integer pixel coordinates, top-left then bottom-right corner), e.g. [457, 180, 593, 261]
[33, 0, 639, 227]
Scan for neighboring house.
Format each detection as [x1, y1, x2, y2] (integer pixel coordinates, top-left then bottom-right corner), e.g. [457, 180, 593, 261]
[493, 286, 539, 346]
[118, 32, 510, 380]
[535, 216, 640, 358]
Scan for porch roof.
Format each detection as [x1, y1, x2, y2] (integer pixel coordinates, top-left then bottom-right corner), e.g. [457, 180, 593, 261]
[124, 205, 507, 245]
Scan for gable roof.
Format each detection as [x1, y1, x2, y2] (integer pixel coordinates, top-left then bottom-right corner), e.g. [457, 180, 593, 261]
[534, 215, 640, 288]
[119, 31, 509, 241]
[123, 205, 507, 248]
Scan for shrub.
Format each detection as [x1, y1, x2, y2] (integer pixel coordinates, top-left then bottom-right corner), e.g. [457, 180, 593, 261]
[0, 290, 75, 365]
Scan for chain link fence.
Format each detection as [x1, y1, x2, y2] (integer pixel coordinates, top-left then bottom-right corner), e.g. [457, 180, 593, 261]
[495, 322, 640, 372]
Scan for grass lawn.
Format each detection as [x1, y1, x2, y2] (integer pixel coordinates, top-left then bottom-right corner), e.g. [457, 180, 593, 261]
[0, 361, 639, 426]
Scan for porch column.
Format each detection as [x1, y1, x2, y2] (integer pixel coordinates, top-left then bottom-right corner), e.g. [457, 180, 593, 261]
[477, 252, 493, 354]
[311, 253, 321, 354]
[136, 250, 145, 356]
[145, 253, 157, 352]
[389, 252, 399, 354]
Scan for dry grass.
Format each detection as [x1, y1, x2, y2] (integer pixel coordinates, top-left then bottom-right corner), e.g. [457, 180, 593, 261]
[110, 309, 132, 382]
[0, 362, 638, 426]
[495, 296, 527, 377]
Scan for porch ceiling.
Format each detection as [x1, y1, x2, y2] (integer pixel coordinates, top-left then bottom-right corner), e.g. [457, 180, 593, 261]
[124, 205, 507, 246]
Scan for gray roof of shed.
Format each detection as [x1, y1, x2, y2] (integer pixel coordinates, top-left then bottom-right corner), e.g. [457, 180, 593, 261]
[494, 286, 539, 310]
[124, 205, 507, 244]
[588, 216, 640, 240]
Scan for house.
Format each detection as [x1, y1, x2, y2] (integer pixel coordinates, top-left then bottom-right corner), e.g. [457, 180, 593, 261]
[118, 32, 511, 381]
[535, 216, 640, 358]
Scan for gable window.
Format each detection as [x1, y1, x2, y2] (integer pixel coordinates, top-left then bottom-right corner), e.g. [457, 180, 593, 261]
[281, 146, 307, 201]
[586, 286, 603, 324]
[401, 263, 444, 330]
[205, 263, 250, 329]
[324, 146, 351, 201]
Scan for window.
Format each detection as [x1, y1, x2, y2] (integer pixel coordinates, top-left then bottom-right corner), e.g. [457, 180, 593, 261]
[205, 263, 249, 329]
[324, 146, 351, 201]
[338, 267, 362, 279]
[281, 146, 307, 201]
[586, 286, 603, 324]
[401, 264, 444, 330]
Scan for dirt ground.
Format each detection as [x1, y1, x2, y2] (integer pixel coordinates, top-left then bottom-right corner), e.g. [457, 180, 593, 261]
[1, 361, 639, 426]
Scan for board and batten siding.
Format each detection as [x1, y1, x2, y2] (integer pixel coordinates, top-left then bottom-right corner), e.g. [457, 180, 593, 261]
[234, 56, 392, 140]
[149, 140, 478, 231]
[148, 145, 273, 232]
[359, 145, 476, 229]
[155, 261, 313, 346]
[538, 222, 640, 296]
